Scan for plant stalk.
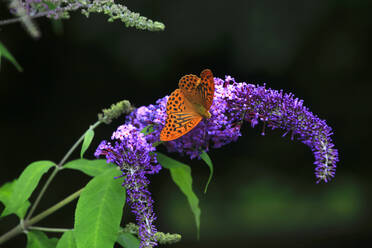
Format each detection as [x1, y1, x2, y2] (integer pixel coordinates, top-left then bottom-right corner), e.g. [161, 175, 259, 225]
[58, 121, 101, 167]
[25, 166, 59, 221]
[0, 6, 83, 26]
[25, 121, 101, 222]
[29, 226, 71, 233]
[0, 188, 83, 245]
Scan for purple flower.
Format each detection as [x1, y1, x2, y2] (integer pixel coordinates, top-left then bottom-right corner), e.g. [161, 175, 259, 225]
[124, 75, 338, 182]
[95, 124, 161, 248]
[224, 79, 339, 182]
[14, 0, 53, 16]
[10, 0, 81, 20]
[96, 74, 339, 247]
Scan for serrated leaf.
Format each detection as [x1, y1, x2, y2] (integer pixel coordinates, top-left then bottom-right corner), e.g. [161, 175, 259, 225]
[64, 159, 115, 177]
[2, 161, 55, 217]
[200, 151, 214, 194]
[81, 129, 94, 158]
[0, 41, 23, 72]
[0, 180, 31, 218]
[117, 233, 140, 248]
[56, 230, 76, 248]
[27, 230, 58, 248]
[74, 168, 126, 248]
[156, 153, 201, 238]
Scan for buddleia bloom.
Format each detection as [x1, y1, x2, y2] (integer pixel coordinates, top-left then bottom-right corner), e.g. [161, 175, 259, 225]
[8, 0, 165, 32]
[226, 78, 339, 182]
[96, 73, 339, 247]
[124, 75, 338, 182]
[95, 124, 161, 248]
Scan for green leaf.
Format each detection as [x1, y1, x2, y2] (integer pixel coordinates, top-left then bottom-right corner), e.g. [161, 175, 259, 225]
[16, 200, 31, 219]
[56, 231, 76, 248]
[0, 181, 13, 198]
[117, 233, 140, 248]
[140, 124, 154, 136]
[0, 180, 30, 218]
[156, 153, 201, 238]
[74, 168, 126, 248]
[27, 230, 58, 248]
[2, 161, 55, 217]
[43, 1, 57, 10]
[200, 151, 214, 194]
[0, 41, 23, 72]
[80, 129, 95, 158]
[0, 181, 16, 212]
[64, 159, 114, 177]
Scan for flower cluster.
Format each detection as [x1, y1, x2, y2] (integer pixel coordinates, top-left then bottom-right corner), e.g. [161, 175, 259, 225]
[7, 0, 165, 31]
[95, 124, 161, 248]
[10, 0, 75, 19]
[96, 74, 339, 247]
[223, 77, 339, 182]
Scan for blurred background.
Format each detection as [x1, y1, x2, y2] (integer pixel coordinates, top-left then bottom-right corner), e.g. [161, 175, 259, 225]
[1, 0, 371, 247]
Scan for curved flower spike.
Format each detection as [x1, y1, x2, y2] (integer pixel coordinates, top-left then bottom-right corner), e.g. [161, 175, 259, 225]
[96, 73, 339, 247]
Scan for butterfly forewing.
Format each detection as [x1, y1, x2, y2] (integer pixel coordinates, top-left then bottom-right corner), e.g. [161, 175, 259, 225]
[160, 89, 203, 141]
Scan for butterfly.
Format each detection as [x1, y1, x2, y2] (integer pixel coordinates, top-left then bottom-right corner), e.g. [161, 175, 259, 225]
[160, 69, 215, 141]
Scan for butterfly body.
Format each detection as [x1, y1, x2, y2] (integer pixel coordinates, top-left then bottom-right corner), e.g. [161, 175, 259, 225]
[160, 69, 215, 141]
[190, 102, 211, 119]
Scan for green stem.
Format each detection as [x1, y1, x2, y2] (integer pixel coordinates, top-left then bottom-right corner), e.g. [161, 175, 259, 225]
[28, 226, 71, 233]
[25, 166, 59, 221]
[28, 188, 83, 226]
[25, 121, 101, 222]
[0, 6, 82, 26]
[58, 121, 102, 167]
[0, 121, 102, 245]
[0, 188, 83, 245]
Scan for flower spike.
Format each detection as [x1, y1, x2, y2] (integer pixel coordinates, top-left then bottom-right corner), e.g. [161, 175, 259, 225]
[96, 73, 339, 247]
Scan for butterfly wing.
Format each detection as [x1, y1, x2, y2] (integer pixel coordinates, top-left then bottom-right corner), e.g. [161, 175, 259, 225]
[199, 69, 215, 110]
[178, 69, 215, 110]
[160, 89, 203, 141]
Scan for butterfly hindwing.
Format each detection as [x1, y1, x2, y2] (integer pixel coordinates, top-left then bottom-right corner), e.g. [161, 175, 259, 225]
[160, 89, 203, 141]
[178, 69, 214, 110]
[199, 69, 215, 109]
[178, 74, 202, 103]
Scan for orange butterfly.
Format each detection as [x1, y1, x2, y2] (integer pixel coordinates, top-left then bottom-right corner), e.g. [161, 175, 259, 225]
[160, 69, 215, 141]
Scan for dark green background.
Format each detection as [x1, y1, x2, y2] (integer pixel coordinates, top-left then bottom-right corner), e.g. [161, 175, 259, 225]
[1, 0, 371, 247]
